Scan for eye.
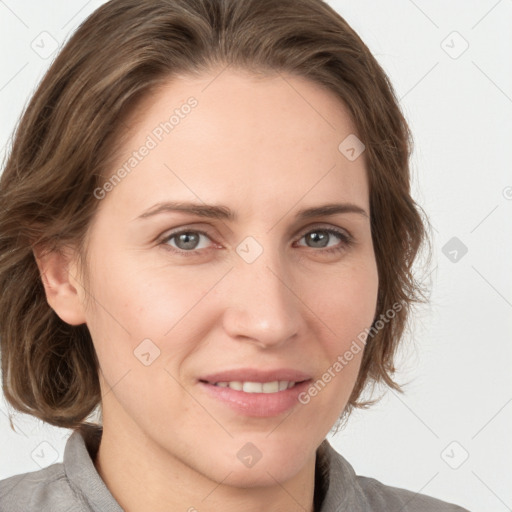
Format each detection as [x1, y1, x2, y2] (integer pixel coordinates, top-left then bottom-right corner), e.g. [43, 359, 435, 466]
[159, 225, 353, 257]
[295, 226, 353, 255]
[161, 229, 214, 255]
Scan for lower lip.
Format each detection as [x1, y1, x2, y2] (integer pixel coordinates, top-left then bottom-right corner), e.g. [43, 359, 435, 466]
[198, 380, 312, 417]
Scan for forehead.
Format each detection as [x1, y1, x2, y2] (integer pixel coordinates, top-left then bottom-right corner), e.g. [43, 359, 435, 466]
[99, 68, 369, 220]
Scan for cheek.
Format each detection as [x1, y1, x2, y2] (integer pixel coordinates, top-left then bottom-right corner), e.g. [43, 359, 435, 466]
[309, 258, 379, 346]
[85, 237, 378, 374]
[293, 257, 378, 414]
[83, 253, 224, 370]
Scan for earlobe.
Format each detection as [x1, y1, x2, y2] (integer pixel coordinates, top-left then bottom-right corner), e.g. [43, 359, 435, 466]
[32, 245, 87, 326]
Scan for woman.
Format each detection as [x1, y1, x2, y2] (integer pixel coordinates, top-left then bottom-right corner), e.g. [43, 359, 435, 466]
[0, 0, 469, 510]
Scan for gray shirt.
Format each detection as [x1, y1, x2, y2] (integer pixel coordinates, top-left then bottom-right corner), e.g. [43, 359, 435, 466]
[0, 425, 469, 511]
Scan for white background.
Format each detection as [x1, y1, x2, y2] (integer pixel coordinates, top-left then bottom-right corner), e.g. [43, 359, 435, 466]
[1, 1, 511, 511]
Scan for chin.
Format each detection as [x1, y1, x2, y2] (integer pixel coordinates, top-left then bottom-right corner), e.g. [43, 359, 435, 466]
[205, 437, 315, 487]
[219, 460, 305, 488]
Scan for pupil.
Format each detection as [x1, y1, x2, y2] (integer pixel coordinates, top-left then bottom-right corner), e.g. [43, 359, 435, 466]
[308, 231, 328, 248]
[178, 232, 199, 250]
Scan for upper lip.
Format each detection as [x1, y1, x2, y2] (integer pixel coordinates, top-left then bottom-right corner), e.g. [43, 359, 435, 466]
[199, 368, 312, 383]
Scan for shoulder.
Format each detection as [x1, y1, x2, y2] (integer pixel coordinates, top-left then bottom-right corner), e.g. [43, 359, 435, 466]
[318, 440, 471, 512]
[0, 463, 85, 512]
[354, 474, 470, 511]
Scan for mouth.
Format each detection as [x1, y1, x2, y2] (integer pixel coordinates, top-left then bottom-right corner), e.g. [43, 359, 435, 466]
[196, 371, 313, 417]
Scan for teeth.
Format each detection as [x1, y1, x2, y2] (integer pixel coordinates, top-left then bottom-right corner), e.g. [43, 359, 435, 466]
[279, 381, 289, 391]
[262, 381, 278, 393]
[213, 380, 296, 393]
[244, 381, 265, 393]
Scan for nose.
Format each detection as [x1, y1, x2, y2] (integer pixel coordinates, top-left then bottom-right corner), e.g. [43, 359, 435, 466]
[221, 244, 302, 349]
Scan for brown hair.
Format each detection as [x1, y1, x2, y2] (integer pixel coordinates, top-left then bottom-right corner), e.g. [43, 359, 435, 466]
[0, 0, 431, 432]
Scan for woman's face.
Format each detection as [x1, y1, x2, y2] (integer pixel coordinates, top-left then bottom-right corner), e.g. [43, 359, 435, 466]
[75, 68, 378, 485]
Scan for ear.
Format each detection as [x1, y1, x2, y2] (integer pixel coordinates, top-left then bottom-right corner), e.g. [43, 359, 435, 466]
[32, 244, 87, 326]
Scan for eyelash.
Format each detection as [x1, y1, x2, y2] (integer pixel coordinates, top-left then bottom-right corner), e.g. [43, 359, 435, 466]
[159, 226, 354, 257]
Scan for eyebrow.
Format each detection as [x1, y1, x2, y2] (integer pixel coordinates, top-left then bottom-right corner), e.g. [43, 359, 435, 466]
[134, 201, 369, 221]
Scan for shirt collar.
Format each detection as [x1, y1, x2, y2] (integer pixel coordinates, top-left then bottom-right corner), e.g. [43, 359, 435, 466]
[64, 424, 124, 512]
[315, 438, 358, 511]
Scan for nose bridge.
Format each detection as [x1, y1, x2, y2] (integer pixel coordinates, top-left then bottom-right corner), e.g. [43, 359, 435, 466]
[222, 234, 301, 347]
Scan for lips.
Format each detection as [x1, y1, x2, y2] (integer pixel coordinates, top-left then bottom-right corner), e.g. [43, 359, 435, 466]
[197, 367, 314, 416]
[198, 377, 313, 417]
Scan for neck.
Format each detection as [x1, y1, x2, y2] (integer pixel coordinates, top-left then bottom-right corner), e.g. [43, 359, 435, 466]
[93, 418, 318, 512]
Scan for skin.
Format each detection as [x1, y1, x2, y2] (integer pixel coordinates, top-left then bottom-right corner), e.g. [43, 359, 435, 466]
[36, 67, 379, 512]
